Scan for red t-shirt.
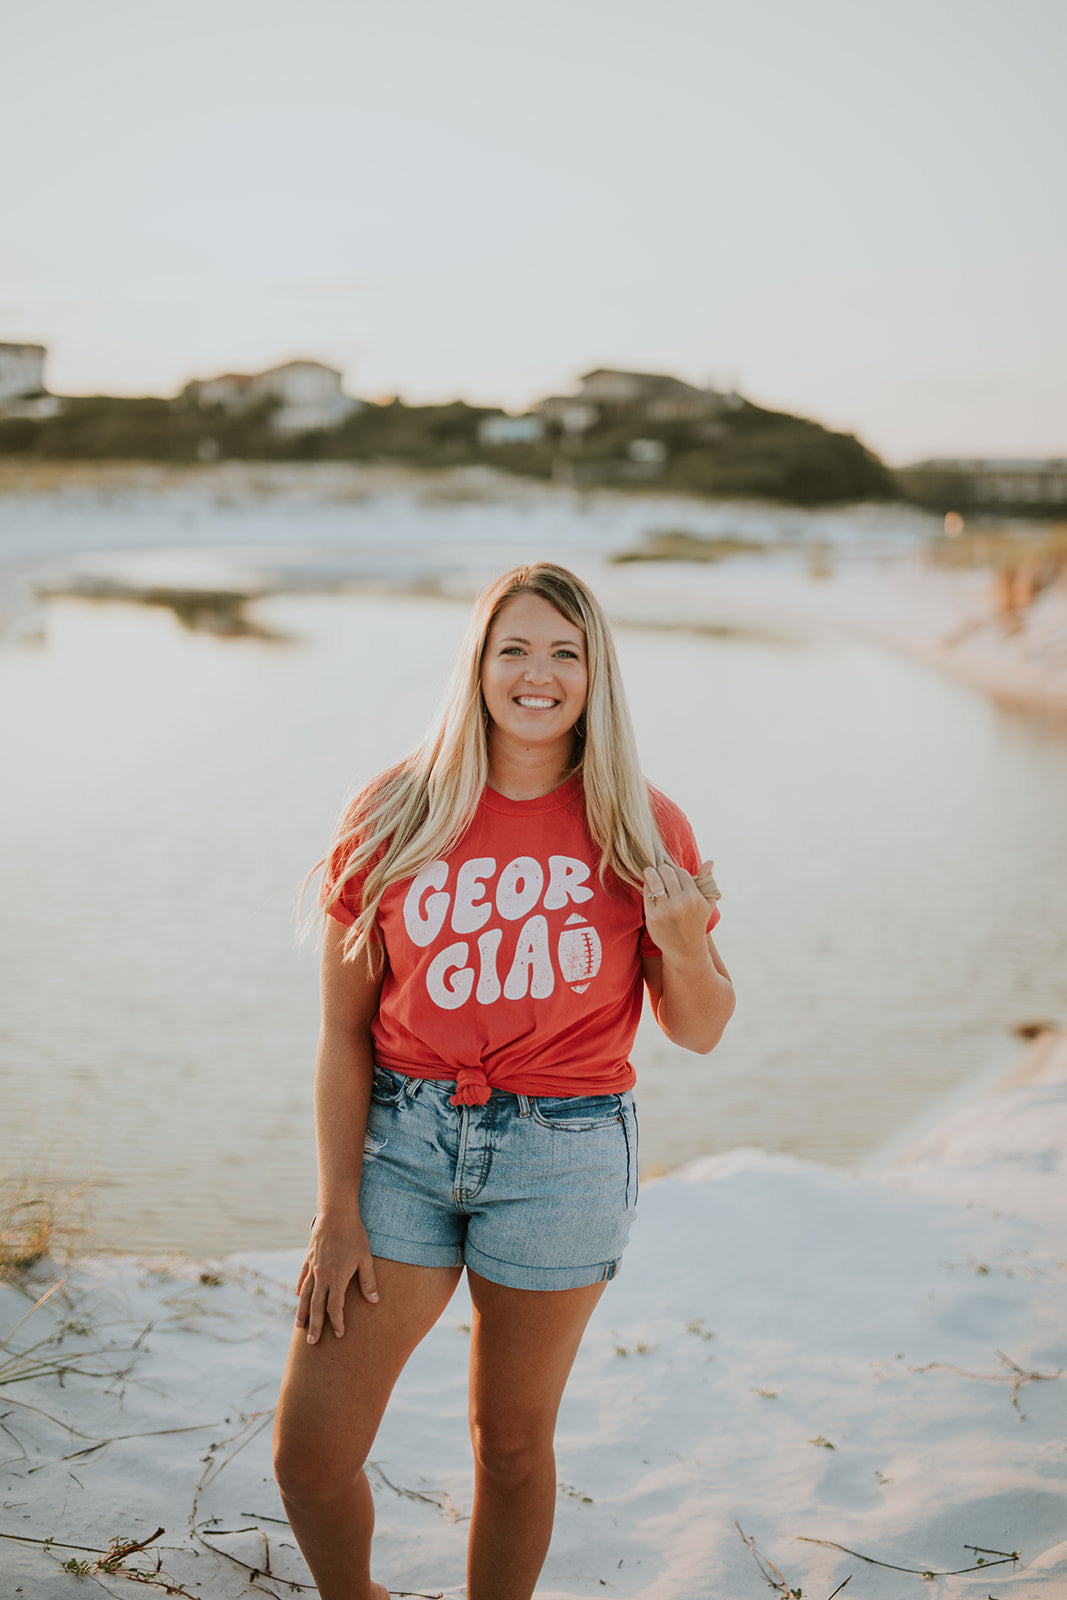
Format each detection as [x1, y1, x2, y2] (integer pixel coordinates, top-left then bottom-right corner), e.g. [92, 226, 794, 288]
[324, 775, 719, 1104]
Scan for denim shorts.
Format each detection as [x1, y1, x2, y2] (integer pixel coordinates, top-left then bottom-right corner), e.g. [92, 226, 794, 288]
[358, 1065, 639, 1291]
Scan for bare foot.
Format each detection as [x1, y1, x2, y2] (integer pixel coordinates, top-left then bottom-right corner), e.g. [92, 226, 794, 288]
[369, 1584, 390, 1600]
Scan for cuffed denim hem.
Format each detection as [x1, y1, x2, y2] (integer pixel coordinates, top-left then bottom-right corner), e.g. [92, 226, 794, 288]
[363, 1231, 464, 1271]
[463, 1239, 621, 1291]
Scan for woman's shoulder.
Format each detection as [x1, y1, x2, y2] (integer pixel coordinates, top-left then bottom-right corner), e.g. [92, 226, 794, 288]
[336, 762, 410, 835]
[646, 781, 701, 862]
[646, 780, 691, 831]
[326, 764, 409, 881]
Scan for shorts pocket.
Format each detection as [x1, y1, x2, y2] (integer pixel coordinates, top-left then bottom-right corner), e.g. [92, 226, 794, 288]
[530, 1092, 624, 1132]
[369, 1066, 410, 1106]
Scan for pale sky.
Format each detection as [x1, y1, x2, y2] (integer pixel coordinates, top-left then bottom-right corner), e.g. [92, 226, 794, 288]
[2, 0, 1064, 464]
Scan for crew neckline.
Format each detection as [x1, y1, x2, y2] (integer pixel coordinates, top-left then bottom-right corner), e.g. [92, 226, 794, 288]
[480, 773, 584, 815]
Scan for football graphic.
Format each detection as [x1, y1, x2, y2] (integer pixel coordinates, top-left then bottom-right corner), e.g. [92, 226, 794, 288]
[557, 915, 602, 992]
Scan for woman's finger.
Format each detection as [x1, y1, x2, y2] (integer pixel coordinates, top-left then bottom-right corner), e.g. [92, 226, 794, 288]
[306, 1277, 329, 1345]
[358, 1259, 380, 1305]
[696, 859, 721, 901]
[645, 863, 696, 905]
[326, 1280, 347, 1340]
[295, 1269, 314, 1330]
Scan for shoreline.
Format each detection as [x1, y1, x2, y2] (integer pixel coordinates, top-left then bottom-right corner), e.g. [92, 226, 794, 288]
[20, 548, 1067, 719]
[591, 551, 1067, 721]
[3, 457, 1063, 718]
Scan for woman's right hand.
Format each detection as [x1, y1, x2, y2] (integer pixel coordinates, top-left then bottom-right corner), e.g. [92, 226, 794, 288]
[296, 1211, 380, 1344]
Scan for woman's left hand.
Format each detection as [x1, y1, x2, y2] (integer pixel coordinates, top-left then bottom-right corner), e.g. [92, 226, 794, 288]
[643, 861, 715, 961]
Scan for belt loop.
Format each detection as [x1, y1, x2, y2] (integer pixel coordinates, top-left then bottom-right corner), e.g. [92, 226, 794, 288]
[516, 1094, 531, 1117]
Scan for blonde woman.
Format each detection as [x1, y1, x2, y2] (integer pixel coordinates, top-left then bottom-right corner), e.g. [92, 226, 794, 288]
[273, 563, 734, 1600]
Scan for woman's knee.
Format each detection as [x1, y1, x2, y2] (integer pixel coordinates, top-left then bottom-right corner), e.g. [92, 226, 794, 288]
[273, 1417, 366, 1505]
[469, 1413, 554, 1487]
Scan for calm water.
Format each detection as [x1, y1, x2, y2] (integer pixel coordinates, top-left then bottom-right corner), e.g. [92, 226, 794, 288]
[1, 482, 1065, 1252]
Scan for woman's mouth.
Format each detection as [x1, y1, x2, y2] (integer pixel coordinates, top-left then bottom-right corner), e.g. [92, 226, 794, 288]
[515, 696, 558, 709]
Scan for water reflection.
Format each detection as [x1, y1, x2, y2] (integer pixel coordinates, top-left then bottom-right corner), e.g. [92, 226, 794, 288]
[35, 577, 289, 641]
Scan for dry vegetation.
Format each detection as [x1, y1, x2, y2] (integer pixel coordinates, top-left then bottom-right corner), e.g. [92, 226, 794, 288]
[0, 1172, 86, 1281]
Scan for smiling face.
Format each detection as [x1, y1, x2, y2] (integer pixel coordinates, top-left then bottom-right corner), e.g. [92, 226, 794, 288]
[480, 591, 589, 758]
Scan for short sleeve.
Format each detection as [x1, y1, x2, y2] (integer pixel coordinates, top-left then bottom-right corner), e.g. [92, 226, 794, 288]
[321, 832, 364, 926]
[639, 788, 721, 957]
[320, 789, 382, 926]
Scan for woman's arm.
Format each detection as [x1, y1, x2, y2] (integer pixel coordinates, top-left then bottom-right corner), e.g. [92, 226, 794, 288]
[296, 916, 386, 1344]
[640, 860, 735, 1054]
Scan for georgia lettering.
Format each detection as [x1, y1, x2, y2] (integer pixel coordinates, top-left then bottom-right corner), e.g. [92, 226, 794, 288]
[402, 854, 603, 1010]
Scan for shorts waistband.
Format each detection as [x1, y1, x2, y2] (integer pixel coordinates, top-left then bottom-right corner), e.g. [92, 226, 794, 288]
[373, 1062, 633, 1106]
[372, 1063, 631, 1112]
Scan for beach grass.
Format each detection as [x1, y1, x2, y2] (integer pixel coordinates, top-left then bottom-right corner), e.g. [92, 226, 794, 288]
[0, 1171, 87, 1282]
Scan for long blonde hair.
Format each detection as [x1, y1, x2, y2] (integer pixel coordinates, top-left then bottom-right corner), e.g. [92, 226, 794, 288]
[321, 563, 705, 965]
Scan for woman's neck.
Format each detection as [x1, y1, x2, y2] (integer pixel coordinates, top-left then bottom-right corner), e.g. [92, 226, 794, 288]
[485, 735, 579, 802]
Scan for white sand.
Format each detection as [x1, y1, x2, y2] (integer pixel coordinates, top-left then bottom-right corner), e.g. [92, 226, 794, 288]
[4, 1034, 1066, 1598]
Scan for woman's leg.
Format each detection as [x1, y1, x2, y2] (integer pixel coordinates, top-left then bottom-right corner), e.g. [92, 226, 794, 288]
[465, 1270, 608, 1600]
[273, 1257, 462, 1600]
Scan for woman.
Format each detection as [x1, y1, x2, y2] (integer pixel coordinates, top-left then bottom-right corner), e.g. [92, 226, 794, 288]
[273, 562, 734, 1600]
